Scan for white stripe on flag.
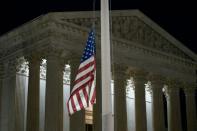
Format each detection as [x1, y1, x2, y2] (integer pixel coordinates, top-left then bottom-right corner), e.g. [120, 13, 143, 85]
[78, 56, 95, 69]
[69, 100, 74, 114]
[79, 89, 87, 108]
[89, 74, 96, 102]
[86, 85, 89, 98]
[73, 94, 80, 111]
[75, 64, 95, 80]
[72, 76, 91, 93]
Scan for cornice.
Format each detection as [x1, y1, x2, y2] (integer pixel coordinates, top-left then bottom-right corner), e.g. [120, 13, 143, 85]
[48, 10, 197, 61]
[0, 11, 196, 61]
[48, 15, 197, 70]
[1, 10, 196, 62]
[147, 73, 165, 86]
[46, 21, 197, 67]
[0, 18, 55, 60]
[0, 14, 51, 48]
[0, 20, 196, 70]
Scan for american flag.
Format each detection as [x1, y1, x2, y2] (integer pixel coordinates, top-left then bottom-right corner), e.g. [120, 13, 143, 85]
[67, 30, 96, 115]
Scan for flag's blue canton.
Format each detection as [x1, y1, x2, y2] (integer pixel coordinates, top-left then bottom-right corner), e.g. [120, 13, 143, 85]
[81, 31, 96, 62]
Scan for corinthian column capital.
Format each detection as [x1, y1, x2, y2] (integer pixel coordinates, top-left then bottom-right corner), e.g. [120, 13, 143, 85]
[25, 53, 42, 64]
[0, 62, 4, 79]
[3, 58, 19, 77]
[130, 68, 148, 83]
[44, 46, 64, 58]
[183, 82, 196, 96]
[113, 63, 129, 80]
[163, 78, 182, 100]
[45, 48, 67, 71]
[147, 73, 165, 87]
[68, 54, 81, 65]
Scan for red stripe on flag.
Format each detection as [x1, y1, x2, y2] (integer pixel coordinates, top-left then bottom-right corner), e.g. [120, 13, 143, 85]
[71, 76, 94, 95]
[77, 61, 95, 74]
[67, 100, 71, 114]
[74, 70, 95, 85]
[90, 87, 96, 104]
[76, 91, 84, 109]
[71, 97, 77, 113]
[83, 87, 89, 105]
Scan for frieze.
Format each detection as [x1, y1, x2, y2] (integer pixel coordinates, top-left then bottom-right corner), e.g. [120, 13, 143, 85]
[112, 37, 196, 69]
[0, 17, 52, 49]
[63, 16, 193, 61]
[0, 29, 53, 60]
[48, 28, 196, 75]
[45, 23, 196, 71]
[66, 17, 100, 31]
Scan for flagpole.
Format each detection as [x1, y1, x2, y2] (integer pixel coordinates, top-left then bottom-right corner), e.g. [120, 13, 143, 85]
[101, 0, 114, 131]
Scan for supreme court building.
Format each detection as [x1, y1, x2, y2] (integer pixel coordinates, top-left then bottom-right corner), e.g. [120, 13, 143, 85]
[0, 10, 197, 131]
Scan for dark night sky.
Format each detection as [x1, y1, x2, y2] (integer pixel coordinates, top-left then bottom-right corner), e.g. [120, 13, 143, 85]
[0, 0, 196, 54]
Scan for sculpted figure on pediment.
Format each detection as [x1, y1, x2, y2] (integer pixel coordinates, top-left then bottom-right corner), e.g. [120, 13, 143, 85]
[120, 17, 130, 37]
[128, 17, 138, 41]
[160, 39, 169, 52]
[112, 18, 121, 37]
[151, 32, 160, 49]
[136, 21, 145, 43]
[142, 25, 152, 44]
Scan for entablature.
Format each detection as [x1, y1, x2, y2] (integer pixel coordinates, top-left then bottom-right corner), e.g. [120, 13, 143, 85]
[0, 10, 196, 83]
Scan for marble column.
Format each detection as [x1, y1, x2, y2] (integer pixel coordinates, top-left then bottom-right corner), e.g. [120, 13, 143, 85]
[45, 53, 64, 131]
[113, 65, 128, 131]
[148, 74, 165, 131]
[93, 63, 102, 131]
[184, 84, 197, 131]
[0, 59, 18, 131]
[165, 80, 182, 131]
[132, 70, 147, 131]
[26, 55, 41, 131]
[69, 57, 85, 131]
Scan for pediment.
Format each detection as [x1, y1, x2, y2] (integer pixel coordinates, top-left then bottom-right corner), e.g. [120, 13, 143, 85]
[49, 10, 197, 61]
